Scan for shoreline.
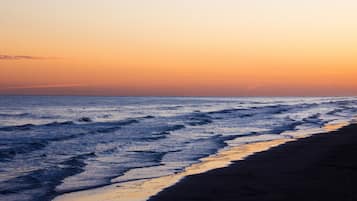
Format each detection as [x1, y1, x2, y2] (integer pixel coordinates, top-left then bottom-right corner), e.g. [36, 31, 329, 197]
[53, 121, 351, 201]
[149, 123, 357, 201]
[54, 140, 291, 201]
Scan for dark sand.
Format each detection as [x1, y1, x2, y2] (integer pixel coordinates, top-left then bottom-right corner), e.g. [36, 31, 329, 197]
[150, 124, 357, 201]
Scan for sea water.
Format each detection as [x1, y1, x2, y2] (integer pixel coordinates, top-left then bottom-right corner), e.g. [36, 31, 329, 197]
[0, 96, 357, 201]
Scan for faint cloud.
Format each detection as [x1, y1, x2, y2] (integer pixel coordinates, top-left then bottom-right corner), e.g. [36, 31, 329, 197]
[0, 54, 57, 60]
[4, 84, 88, 89]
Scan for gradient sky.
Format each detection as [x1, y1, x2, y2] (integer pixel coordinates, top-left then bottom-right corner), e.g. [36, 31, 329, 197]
[1, 0, 357, 96]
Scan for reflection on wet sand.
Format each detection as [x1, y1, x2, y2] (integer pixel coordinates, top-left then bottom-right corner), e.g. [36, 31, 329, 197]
[54, 121, 350, 201]
[324, 121, 350, 132]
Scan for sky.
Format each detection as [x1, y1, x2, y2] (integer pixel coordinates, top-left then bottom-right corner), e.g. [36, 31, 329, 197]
[1, 0, 357, 96]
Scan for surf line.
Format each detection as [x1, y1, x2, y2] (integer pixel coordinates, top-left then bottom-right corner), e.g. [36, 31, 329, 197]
[53, 121, 350, 201]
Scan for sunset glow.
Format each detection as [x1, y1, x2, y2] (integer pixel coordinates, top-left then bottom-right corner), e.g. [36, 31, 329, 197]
[1, 0, 357, 96]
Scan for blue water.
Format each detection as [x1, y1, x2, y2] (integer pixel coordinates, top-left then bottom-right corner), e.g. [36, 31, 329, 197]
[0, 96, 357, 201]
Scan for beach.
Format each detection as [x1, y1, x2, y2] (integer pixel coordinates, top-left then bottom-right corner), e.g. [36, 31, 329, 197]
[149, 124, 357, 201]
[2, 0, 357, 200]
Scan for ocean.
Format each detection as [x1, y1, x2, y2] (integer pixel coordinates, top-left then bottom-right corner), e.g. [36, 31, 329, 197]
[0, 96, 357, 201]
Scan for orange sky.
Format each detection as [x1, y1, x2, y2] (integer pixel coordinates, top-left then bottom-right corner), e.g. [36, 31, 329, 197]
[1, 0, 357, 96]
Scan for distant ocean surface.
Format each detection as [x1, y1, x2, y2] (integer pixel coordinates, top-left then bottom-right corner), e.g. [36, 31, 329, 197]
[1, 96, 357, 201]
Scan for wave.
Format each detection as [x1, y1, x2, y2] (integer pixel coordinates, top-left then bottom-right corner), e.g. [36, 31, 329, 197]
[44, 121, 75, 127]
[0, 152, 95, 201]
[0, 112, 61, 120]
[49, 119, 141, 141]
[129, 150, 166, 163]
[269, 120, 303, 135]
[0, 118, 143, 162]
[2, 97, 357, 201]
[164, 124, 185, 132]
[144, 125, 186, 141]
[0, 140, 48, 161]
[186, 113, 213, 126]
[207, 104, 296, 117]
[208, 108, 243, 115]
[0, 124, 35, 132]
[302, 113, 325, 125]
[77, 117, 92, 123]
[92, 119, 139, 134]
[143, 115, 155, 119]
[327, 106, 357, 117]
[159, 106, 183, 110]
[0, 117, 141, 133]
[0, 113, 31, 118]
[0, 121, 75, 132]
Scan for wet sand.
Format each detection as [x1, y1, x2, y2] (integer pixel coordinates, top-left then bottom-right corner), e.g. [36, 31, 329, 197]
[149, 124, 357, 201]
